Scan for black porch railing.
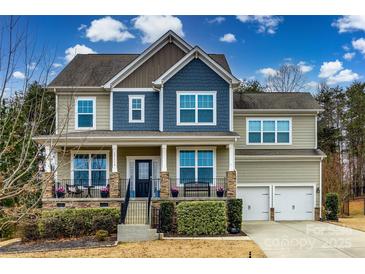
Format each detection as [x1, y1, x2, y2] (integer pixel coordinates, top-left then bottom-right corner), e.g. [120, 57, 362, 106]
[120, 179, 131, 224]
[169, 178, 227, 198]
[54, 179, 128, 198]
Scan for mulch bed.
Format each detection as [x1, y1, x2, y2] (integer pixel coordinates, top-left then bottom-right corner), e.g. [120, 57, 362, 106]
[163, 231, 247, 238]
[0, 235, 117, 254]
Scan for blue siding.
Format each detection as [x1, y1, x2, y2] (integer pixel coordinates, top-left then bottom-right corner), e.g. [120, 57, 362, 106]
[163, 59, 230, 132]
[113, 92, 159, 131]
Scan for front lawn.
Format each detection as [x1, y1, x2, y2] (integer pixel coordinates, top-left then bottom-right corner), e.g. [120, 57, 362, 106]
[331, 215, 365, 232]
[0, 239, 265, 258]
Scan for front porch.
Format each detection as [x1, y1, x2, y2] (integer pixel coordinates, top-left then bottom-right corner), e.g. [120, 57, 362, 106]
[42, 142, 237, 208]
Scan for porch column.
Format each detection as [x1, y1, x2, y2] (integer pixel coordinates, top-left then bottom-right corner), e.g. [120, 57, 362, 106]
[42, 172, 54, 198]
[226, 143, 236, 199]
[161, 144, 167, 172]
[44, 145, 51, 172]
[112, 145, 118, 172]
[110, 145, 120, 197]
[160, 144, 169, 199]
[228, 143, 235, 171]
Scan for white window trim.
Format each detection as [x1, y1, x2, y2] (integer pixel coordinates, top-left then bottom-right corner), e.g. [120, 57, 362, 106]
[70, 150, 110, 187]
[176, 147, 216, 186]
[246, 117, 292, 145]
[128, 95, 145, 123]
[176, 91, 217, 126]
[75, 97, 96, 130]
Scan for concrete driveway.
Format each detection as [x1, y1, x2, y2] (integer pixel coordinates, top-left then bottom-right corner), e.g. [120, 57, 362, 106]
[242, 221, 365, 258]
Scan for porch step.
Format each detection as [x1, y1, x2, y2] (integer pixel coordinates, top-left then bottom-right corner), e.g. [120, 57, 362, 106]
[125, 200, 148, 224]
[117, 224, 159, 242]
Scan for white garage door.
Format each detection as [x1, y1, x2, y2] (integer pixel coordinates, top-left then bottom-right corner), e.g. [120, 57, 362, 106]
[237, 187, 270, 221]
[274, 186, 314, 221]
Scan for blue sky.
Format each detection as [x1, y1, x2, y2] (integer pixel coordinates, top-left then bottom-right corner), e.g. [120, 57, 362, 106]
[3, 15, 365, 92]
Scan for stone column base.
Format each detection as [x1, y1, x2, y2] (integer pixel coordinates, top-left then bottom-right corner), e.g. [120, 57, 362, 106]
[226, 170, 237, 199]
[160, 172, 170, 199]
[109, 172, 121, 198]
[42, 172, 54, 198]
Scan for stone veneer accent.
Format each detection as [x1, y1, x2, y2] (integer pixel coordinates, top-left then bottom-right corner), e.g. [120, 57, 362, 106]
[42, 200, 121, 209]
[270, 208, 275, 221]
[226, 170, 237, 198]
[42, 172, 54, 198]
[160, 172, 170, 199]
[109, 172, 121, 198]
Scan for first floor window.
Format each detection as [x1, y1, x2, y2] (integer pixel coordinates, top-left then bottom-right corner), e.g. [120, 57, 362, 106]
[76, 98, 95, 129]
[179, 149, 214, 183]
[129, 95, 145, 123]
[178, 92, 216, 125]
[73, 153, 107, 186]
[248, 118, 291, 144]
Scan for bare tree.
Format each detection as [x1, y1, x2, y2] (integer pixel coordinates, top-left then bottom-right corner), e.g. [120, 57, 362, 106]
[266, 64, 306, 92]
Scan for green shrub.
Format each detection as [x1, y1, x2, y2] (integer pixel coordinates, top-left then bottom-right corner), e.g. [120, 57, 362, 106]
[0, 219, 16, 239]
[39, 208, 119, 239]
[160, 201, 174, 233]
[227, 199, 242, 232]
[19, 221, 41, 241]
[92, 215, 116, 234]
[176, 201, 227, 236]
[325, 193, 339, 221]
[95, 229, 109, 241]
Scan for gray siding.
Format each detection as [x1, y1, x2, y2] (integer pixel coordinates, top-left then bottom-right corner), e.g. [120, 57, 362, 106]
[57, 94, 110, 133]
[113, 92, 159, 130]
[234, 115, 316, 149]
[163, 59, 230, 132]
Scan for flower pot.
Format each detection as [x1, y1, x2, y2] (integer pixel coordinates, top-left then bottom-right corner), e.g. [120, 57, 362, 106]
[100, 192, 108, 198]
[171, 191, 179, 198]
[216, 191, 224, 197]
[57, 192, 65, 198]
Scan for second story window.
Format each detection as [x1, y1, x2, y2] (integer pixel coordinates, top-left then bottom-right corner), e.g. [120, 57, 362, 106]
[177, 91, 216, 125]
[76, 97, 95, 130]
[129, 95, 145, 123]
[247, 118, 291, 144]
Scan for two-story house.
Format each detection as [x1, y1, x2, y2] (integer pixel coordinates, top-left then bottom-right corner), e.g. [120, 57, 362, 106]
[33, 31, 325, 224]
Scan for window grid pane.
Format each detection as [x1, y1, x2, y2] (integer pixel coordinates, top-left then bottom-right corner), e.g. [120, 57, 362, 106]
[180, 95, 195, 108]
[248, 119, 290, 144]
[180, 151, 195, 167]
[132, 98, 141, 110]
[78, 100, 93, 114]
[198, 95, 213, 108]
[198, 151, 213, 167]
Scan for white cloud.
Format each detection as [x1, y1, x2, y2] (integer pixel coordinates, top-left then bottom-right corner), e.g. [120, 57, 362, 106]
[319, 60, 343, 78]
[258, 67, 277, 77]
[78, 24, 87, 31]
[85, 16, 134, 42]
[342, 45, 350, 51]
[219, 33, 236, 43]
[306, 81, 319, 89]
[297, 61, 313, 73]
[27, 62, 36, 70]
[65, 44, 96, 62]
[52, 63, 63, 68]
[327, 69, 359, 85]
[332, 16, 365, 33]
[12, 71, 25, 79]
[343, 52, 356, 60]
[207, 16, 225, 24]
[132, 15, 184, 44]
[352, 38, 365, 56]
[236, 15, 283, 34]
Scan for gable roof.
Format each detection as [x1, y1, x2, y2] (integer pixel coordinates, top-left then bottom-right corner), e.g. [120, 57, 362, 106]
[233, 92, 321, 110]
[49, 31, 233, 88]
[153, 46, 240, 87]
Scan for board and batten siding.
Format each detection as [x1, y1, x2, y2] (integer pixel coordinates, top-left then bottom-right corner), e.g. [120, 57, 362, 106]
[57, 94, 110, 133]
[234, 115, 316, 149]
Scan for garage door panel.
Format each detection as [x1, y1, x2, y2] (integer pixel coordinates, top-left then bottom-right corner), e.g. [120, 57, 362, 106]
[237, 187, 270, 221]
[275, 186, 314, 221]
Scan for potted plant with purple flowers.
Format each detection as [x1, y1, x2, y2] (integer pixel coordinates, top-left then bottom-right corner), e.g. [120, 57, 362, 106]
[100, 186, 109, 198]
[216, 186, 225, 197]
[171, 187, 179, 198]
[56, 186, 65, 198]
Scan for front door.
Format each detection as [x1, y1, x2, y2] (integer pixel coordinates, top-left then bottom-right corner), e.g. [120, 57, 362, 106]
[135, 160, 152, 197]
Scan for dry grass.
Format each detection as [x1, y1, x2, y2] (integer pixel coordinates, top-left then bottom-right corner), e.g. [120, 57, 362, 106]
[0, 239, 265, 258]
[332, 215, 365, 232]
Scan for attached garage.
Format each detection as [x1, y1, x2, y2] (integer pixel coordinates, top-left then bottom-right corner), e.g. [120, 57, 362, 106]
[236, 159, 322, 221]
[237, 186, 270, 221]
[274, 186, 314, 221]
